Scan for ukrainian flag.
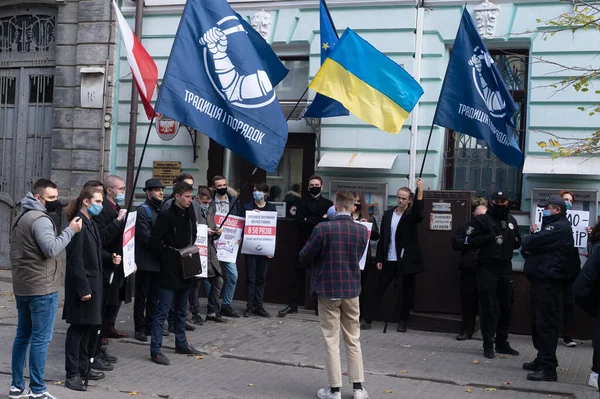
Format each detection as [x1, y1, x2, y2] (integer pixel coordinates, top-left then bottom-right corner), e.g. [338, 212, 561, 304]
[309, 28, 424, 134]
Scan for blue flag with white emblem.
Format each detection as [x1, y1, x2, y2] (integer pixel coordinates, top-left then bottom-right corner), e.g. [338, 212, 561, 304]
[433, 9, 523, 168]
[303, 0, 349, 118]
[155, 0, 289, 173]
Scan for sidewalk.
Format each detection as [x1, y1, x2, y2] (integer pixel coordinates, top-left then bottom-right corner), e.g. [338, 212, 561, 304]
[0, 270, 596, 398]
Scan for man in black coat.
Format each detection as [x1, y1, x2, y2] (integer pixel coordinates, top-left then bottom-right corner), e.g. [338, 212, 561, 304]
[133, 179, 164, 342]
[149, 182, 202, 365]
[452, 204, 488, 340]
[466, 191, 521, 359]
[521, 195, 580, 382]
[278, 175, 333, 317]
[361, 178, 424, 333]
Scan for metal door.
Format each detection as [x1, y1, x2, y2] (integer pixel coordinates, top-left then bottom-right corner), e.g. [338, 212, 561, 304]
[0, 67, 53, 266]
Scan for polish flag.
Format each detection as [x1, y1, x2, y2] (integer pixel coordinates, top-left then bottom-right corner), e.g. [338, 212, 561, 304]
[112, 1, 158, 120]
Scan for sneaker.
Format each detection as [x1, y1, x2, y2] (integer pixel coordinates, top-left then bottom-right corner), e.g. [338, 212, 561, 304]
[220, 306, 240, 318]
[243, 306, 254, 318]
[191, 314, 205, 325]
[563, 337, 577, 347]
[151, 352, 170, 365]
[353, 388, 370, 399]
[31, 392, 59, 399]
[317, 388, 341, 399]
[588, 371, 599, 389]
[9, 386, 31, 399]
[206, 314, 227, 323]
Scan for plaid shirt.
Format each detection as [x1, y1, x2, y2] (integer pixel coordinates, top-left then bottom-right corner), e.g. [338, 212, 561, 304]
[299, 215, 368, 299]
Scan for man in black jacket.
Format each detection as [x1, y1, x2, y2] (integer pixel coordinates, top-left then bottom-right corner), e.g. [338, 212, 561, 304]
[452, 204, 487, 341]
[149, 182, 202, 365]
[521, 194, 580, 382]
[467, 191, 521, 359]
[133, 179, 164, 342]
[278, 175, 333, 317]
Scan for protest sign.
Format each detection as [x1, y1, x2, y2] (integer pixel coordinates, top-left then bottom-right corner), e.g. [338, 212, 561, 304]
[534, 207, 589, 248]
[355, 221, 372, 270]
[214, 213, 245, 263]
[241, 211, 278, 257]
[195, 223, 208, 278]
[122, 211, 137, 277]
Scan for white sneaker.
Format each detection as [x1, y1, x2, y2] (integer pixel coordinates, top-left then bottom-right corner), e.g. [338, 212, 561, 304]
[588, 371, 599, 389]
[317, 388, 341, 399]
[353, 388, 370, 399]
[8, 386, 31, 399]
[31, 392, 58, 399]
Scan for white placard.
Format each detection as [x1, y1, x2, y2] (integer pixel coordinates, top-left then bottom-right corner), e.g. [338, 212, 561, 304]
[214, 213, 245, 263]
[429, 213, 452, 231]
[355, 221, 372, 270]
[241, 211, 278, 257]
[534, 207, 589, 248]
[195, 223, 208, 278]
[122, 211, 137, 277]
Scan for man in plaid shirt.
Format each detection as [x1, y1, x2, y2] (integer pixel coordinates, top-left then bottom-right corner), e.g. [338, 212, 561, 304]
[299, 191, 370, 399]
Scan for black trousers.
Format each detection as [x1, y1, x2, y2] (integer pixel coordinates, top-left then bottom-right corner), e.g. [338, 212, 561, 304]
[245, 255, 269, 309]
[190, 276, 224, 315]
[365, 262, 415, 323]
[562, 280, 575, 338]
[289, 268, 306, 307]
[65, 324, 97, 379]
[530, 279, 562, 371]
[359, 267, 370, 317]
[460, 270, 479, 336]
[134, 270, 160, 333]
[478, 266, 513, 349]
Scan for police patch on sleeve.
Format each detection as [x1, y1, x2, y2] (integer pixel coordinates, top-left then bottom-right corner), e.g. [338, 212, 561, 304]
[466, 226, 474, 235]
[545, 225, 554, 231]
[495, 235, 504, 245]
[508, 223, 514, 230]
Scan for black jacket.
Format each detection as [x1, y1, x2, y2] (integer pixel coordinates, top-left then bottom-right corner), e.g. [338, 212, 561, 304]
[296, 195, 334, 244]
[452, 222, 478, 271]
[522, 213, 580, 281]
[573, 248, 600, 319]
[93, 198, 129, 305]
[64, 212, 107, 325]
[135, 198, 162, 272]
[150, 202, 197, 290]
[376, 199, 425, 275]
[467, 211, 521, 272]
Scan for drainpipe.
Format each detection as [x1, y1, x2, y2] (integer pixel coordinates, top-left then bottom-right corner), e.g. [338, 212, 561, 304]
[408, 0, 424, 191]
[125, 0, 145, 201]
[99, 58, 109, 179]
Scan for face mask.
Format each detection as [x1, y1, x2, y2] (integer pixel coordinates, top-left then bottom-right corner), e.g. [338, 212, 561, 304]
[44, 199, 60, 213]
[115, 193, 126, 203]
[216, 187, 228, 196]
[200, 203, 209, 212]
[566, 202, 572, 210]
[490, 202, 509, 218]
[542, 209, 552, 217]
[309, 186, 322, 196]
[253, 191, 264, 202]
[89, 203, 103, 216]
[354, 204, 361, 212]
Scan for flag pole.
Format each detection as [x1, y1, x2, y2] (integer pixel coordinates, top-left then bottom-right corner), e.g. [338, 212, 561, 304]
[217, 167, 258, 230]
[286, 87, 309, 122]
[408, 3, 424, 189]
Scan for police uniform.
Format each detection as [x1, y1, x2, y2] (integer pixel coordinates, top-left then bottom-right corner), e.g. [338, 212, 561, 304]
[466, 191, 521, 358]
[522, 195, 580, 382]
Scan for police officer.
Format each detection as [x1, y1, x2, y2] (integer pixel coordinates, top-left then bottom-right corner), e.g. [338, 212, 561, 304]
[521, 195, 580, 382]
[452, 204, 488, 341]
[466, 191, 521, 359]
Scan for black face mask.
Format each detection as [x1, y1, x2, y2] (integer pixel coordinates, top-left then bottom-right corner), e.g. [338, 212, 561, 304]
[354, 204, 361, 212]
[309, 186, 322, 196]
[216, 187, 228, 196]
[490, 203, 509, 219]
[44, 199, 60, 213]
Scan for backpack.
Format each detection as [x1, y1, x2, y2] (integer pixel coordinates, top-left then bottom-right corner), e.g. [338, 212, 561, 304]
[139, 204, 153, 226]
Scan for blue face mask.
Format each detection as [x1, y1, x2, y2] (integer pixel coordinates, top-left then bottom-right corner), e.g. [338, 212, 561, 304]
[542, 209, 552, 217]
[200, 203, 209, 212]
[115, 193, 126, 203]
[89, 203, 103, 216]
[565, 202, 572, 210]
[253, 191, 264, 202]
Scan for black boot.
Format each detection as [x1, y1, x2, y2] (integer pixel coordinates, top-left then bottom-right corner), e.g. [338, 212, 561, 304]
[527, 369, 557, 382]
[523, 359, 540, 371]
[277, 305, 297, 317]
[65, 376, 87, 391]
[397, 320, 407, 333]
[484, 348, 495, 359]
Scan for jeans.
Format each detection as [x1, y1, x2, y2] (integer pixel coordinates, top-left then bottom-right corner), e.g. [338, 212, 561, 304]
[203, 262, 238, 306]
[151, 288, 189, 355]
[245, 255, 269, 309]
[12, 292, 58, 394]
[196, 277, 224, 315]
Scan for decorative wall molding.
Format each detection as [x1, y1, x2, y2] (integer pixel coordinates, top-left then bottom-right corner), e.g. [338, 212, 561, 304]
[250, 9, 273, 39]
[474, 0, 500, 39]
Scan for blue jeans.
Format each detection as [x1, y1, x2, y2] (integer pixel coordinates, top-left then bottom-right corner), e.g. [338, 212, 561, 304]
[12, 292, 58, 394]
[151, 288, 189, 355]
[203, 262, 238, 306]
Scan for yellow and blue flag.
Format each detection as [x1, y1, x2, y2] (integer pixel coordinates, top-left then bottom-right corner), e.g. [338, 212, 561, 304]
[309, 28, 423, 133]
[303, 0, 349, 118]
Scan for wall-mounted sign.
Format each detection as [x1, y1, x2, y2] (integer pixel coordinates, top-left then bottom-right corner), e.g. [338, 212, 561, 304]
[270, 202, 287, 218]
[152, 161, 181, 186]
[430, 213, 453, 231]
[329, 180, 388, 227]
[432, 202, 451, 212]
[155, 115, 180, 141]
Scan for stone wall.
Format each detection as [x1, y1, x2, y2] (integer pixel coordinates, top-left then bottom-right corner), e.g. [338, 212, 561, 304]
[53, 0, 116, 197]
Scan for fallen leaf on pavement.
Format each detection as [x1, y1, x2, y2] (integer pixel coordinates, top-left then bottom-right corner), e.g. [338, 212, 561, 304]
[472, 360, 480, 364]
[431, 352, 436, 355]
[194, 355, 204, 360]
[385, 389, 392, 394]
[560, 368, 568, 372]
[400, 370, 408, 374]
[484, 388, 497, 391]
[503, 382, 512, 385]
[248, 384, 255, 387]
[0, 305, 6, 308]
[499, 355, 509, 359]
[55, 382, 63, 385]
[485, 361, 491, 364]
[400, 344, 411, 348]
[128, 392, 139, 396]
[465, 388, 472, 393]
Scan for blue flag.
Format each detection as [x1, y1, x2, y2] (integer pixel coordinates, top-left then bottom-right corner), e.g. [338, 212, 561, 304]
[433, 9, 523, 168]
[155, 0, 289, 173]
[303, 0, 349, 118]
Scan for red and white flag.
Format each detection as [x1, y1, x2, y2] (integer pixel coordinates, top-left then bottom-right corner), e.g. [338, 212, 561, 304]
[112, 1, 158, 120]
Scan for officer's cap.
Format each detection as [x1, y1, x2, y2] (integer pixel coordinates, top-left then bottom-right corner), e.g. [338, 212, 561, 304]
[490, 191, 508, 201]
[538, 194, 566, 209]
